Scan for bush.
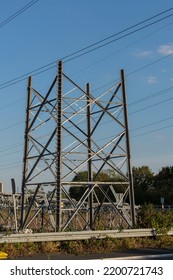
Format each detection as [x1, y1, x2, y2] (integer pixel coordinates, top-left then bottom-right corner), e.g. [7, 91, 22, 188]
[137, 203, 173, 234]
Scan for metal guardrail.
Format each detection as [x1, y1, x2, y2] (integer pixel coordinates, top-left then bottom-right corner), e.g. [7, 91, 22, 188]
[0, 228, 173, 243]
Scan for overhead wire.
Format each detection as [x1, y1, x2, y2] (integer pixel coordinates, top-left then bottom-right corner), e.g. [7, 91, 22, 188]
[1, 82, 173, 151]
[132, 116, 173, 132]
[1, 117, 172, 171]
[3, 87, 173, 157]
[61, 84, 173, 137]
[130, 96, 173, 115]
[1, 6, 173, 171]
[127, 53, 173, 78]
[69, 18, 173, 78]
[2, 116, 173, 170]
[64, 13, 173, 63]
[129, 86, 173, 106]
[0, 121, 24, 132]
[2, 115, 173, 170]
[91, 115, 173, 144]
[0, 7, 173, 90]
[132, 123, 173, 138]
[0, 0, 39, 29]
[0, 97, 25, 111]
[1, 68, 173, 150]
[63, 7, 173, 62]
[91, 51, 173, 94]
[0, 164, 22, 171]
[0, 143, 23, 153]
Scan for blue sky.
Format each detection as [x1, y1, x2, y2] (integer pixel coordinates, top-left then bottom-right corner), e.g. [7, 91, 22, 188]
[0, 0, 173, 192]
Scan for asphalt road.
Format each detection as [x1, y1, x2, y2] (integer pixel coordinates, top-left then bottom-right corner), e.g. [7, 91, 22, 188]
[11, 248, 173, 260]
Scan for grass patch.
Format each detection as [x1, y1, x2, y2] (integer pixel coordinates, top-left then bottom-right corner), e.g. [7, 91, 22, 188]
[1, 235, 173, 258]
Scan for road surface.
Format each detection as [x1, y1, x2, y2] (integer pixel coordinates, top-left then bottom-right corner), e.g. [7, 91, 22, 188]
[11, 248, 173, 260]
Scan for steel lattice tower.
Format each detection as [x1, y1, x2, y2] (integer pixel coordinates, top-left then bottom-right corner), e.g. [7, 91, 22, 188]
[20, 61, 135, 231]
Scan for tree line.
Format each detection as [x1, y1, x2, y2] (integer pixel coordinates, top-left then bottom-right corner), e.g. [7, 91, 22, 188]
[69, 166, 173, 206]
[133, 165, 173, 206]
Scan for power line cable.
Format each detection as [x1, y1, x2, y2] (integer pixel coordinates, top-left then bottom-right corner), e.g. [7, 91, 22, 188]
[2, 114, 173, 169]
[1, 117, 173, 162]
[0, 163, 22, 171]
[70, 19, 173, 78]
[91, 115, 173, 145]
[91, 51, 173, 94]
[2, 118, 172, 171]
[129, 86, 173, 106]
[0, 97, 25, 111]
[1, 82, 172, 144]
[131, 116, 173, 132]
[130, 96, 173, 115]
[1, 34, 172, 92]
[62, 85, 173, 133]
[0, 149, 23, 158]
[0, 121, 24, 132]
[132, 123, 173, 138]
[64, 13, 173, 63]
[63, 7, 173, 62]
[1, 76, 173, 143]
[1, 7, 173, 165]
[0, 143, 22, 154]
[0, 7, 173, 90]
[0, 0, 39, 29]
[0, 160, 22, 168]
[127, 53, 173, 77]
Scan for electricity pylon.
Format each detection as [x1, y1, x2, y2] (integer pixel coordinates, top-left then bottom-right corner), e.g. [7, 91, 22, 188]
[20, 61, 135, 232]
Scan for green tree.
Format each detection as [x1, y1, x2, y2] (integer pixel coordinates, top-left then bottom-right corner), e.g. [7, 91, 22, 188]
[69, 171, 88, 201]
[132, 166, 154, 205]
[153, 166, 173, 205]
[69, 170, 126, 201]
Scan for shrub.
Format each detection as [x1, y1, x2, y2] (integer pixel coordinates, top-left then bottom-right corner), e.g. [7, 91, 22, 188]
[137, 203, 173, 234]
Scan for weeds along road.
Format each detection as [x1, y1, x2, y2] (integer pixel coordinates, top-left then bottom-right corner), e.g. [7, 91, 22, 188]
[10, 248, 173, 260]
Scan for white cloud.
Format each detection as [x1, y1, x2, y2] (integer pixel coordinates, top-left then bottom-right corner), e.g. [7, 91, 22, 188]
[157, 44, 173, 55]
[134, 44, 173, 59]
[157, 135, 165, 140]
[147, 75, 157, 84]
[134, 50, 153, 58]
